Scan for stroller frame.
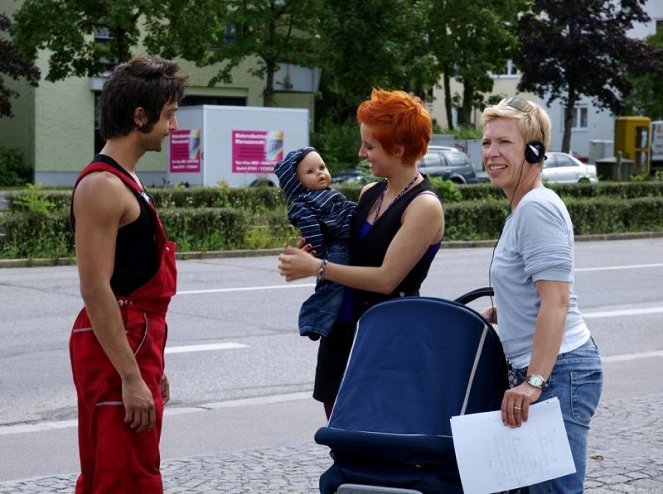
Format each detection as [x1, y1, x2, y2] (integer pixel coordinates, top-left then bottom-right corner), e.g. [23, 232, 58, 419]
[315, 288, 508, 494]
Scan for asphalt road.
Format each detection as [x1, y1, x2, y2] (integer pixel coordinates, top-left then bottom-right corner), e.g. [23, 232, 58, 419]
[0, 237, 662, 483]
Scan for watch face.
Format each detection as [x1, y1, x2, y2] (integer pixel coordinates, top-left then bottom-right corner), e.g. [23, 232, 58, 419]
[527, 374, 545, 388]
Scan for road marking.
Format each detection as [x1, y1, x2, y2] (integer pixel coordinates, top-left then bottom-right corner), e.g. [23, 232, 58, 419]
[603, 350, 663, 363]
[577, 263, 663, 272]
[0, 419, 78, 436]
[165, 342, 248, 354]
[178, 283, 314, 295]
[583, 307, 663, 319]
[0, 392, 312, 436]
[174, 262, 663, 296]
[173, 263, 663, 296]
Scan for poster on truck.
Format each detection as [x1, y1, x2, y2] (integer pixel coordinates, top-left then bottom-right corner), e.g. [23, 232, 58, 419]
[169, 129, 201, 172]
[232, 130, 284, 173]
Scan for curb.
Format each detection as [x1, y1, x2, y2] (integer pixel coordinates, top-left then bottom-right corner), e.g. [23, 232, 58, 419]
[1, 232, 662, 269]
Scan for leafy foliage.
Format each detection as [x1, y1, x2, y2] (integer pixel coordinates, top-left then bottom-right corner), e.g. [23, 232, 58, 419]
[428, 0, 526, 128]
[144, 0, 327, 107]
[625, 31, 663, 120]
[0, 145, 31, 185]
[9, 183, 53, 212]
[0, 12, 39, 118]
[2, 182, 663, 259]
[11, 0, 149, 81]
[311, 118, 362, 168]
[315, 0, 437, 123]
[514, 0, 663, 152]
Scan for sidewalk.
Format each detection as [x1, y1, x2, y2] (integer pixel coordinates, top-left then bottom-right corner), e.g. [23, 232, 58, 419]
[1, 393, 660, 493]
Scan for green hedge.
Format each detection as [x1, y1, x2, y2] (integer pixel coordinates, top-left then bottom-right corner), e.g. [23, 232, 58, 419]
[7, 180, 663, 210]
[2, 182, 663, 259]
[0, 207, 251, 259]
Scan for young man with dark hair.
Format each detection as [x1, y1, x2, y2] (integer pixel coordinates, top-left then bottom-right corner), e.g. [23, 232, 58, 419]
[69, 55, 188, 493]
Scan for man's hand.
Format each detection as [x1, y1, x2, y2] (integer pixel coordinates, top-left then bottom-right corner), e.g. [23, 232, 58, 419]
[122, 374, 156, 433]
[161, 374, 170, 404]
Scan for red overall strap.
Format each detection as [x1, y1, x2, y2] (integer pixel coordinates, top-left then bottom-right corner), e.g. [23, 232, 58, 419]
[74, 162, 145, 196]
[70, 161, 176, 315]
[70, 161, 162, 231]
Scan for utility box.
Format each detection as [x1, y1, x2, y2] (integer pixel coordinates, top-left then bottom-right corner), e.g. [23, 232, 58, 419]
[589, 140, 614, 164]
[167, 105, 309, 187]
[596, 156, 634, 181]
[614, 116, 651, 175]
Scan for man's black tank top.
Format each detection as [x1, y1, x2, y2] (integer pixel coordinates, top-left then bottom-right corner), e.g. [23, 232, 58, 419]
[91, 155, 159, 295]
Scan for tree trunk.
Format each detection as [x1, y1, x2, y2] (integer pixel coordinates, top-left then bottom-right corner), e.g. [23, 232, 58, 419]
[444, 71, 453, 130]
[458, 83, 474, 127]
[264, 60, 276, 107]
[561, 90, 577, 153]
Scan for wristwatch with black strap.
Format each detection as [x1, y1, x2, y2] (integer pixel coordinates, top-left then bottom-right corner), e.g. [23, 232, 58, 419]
[525, 373, 547, 389]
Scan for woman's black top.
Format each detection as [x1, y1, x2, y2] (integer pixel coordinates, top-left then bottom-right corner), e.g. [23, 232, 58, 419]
[313, 176, 439, 403]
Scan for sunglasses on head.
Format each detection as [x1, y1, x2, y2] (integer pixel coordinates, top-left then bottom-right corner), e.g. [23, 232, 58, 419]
[504, 97, 535, 113]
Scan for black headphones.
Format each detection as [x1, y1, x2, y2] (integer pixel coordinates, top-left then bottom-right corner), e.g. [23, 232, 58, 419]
[524, 140, 546, 164]
[504, 97, 547, 165]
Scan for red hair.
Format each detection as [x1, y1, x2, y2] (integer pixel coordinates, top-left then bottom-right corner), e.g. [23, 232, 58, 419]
[356, 88, 432, 164]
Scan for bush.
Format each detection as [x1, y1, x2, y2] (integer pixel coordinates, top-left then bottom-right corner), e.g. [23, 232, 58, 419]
[160, 208, 249, 251]
[0, 209, 73, 259]
[2, 182, 663, 260]
[311, 118, 362, 170]
[444, 200, 507, 241]
[0, 146, 31, 186]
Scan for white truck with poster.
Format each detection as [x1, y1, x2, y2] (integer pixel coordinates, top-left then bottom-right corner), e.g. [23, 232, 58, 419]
[167, 105, 309, 187]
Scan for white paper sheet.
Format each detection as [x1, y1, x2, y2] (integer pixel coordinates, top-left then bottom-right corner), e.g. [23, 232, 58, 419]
[450, 397, 575, 494]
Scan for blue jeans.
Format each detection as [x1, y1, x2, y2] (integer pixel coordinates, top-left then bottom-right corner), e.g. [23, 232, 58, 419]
[511, 337, 603, 493]
[298, 242, 349, 339]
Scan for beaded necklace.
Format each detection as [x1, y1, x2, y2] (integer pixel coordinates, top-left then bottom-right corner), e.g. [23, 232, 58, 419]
[373, 173, 421, 221]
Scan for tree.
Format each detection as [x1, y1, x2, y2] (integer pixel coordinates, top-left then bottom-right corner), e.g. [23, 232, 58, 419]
[515, 0, 663, 152]
[316, 0, 437, 124]
[144, 0, 327, 107]
[10, 0, 173, 82]
[625, 31, 663, 120]
[0, 12, 39, 118]
[428, 0, 526, 130]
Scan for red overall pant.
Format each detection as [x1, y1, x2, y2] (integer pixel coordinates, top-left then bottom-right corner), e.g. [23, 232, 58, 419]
[70, 163, 177, 494]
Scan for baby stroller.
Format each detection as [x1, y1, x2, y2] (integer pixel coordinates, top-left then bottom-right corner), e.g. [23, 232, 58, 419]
[314, 288, 508, 494]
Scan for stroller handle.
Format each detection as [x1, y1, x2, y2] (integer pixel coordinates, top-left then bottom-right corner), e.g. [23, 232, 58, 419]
[454, 286, 494, 305]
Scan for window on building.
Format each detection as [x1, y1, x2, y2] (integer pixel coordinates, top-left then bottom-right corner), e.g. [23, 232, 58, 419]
[491, 59, 519, 78]
[93, 28, 118, 73]
[656, 19, 663, 34]
[572, 106, 588, 129]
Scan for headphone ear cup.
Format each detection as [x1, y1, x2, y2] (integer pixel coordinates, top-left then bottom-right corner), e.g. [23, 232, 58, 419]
[525, 141, 546, 164]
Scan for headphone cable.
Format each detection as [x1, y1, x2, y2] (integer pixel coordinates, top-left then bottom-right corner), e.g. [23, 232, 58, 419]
[487, 156, 527, 309]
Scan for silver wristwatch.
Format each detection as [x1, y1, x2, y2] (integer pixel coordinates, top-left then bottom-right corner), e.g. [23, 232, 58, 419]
[525, 374, 547, 389]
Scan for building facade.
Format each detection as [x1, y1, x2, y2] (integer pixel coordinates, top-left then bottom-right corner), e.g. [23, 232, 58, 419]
[429, 0, 663, 161]
[0, 0, 317, 186]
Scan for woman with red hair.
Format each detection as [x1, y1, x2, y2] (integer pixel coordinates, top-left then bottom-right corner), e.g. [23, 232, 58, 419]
[279, 88, 445, 418]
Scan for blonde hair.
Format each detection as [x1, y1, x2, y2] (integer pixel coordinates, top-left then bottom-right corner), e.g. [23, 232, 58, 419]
[481, 97, 551, 152]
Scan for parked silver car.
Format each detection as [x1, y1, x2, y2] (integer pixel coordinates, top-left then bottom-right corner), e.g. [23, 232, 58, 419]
[418, 146, 479, 184]
[542, 152, 598, 183]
